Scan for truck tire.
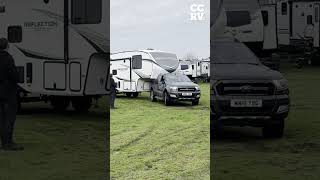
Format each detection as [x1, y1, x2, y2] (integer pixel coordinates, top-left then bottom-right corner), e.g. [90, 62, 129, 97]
[51, 97, 70, 112]
[72, 97, 92, 112]
[164, 91, 171, 106]
[192, 100, 199, 106]
[262, 119, 285, 138]
[126, 93, 133, 97]
[150, 90, 155, 102]
[132, 92, 139, 98]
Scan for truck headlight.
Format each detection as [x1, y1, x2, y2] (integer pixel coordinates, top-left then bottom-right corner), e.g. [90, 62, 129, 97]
[273, 79, 289, 95]
[170, 87, 178, 93]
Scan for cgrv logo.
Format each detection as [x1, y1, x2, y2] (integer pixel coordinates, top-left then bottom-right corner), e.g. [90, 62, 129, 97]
[190, 4, 205, 21]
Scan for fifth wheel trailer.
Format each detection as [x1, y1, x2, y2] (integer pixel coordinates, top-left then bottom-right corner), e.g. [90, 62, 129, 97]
[0, 0, 110, 111]
[110, 49, 180, 97]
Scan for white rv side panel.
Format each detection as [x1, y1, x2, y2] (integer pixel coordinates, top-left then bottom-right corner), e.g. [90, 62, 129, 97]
[261, 5, 278, 49]
[44, 63, 66, 90]
[277, 0, 290, 45]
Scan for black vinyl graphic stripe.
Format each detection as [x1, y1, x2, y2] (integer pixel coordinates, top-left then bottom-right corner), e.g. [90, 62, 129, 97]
[17, 47, 78, 61]
[79, 33, 105, 53]
[17, 47, 65, 60]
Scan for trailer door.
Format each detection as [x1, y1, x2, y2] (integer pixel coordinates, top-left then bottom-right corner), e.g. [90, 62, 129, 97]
[314, 4, 320, 47]
[262, 5, 278, 50]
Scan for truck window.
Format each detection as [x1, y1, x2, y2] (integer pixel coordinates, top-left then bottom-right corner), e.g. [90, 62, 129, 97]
[281, 2, 287, 15]
[72, 0, 102, 24]
[226, 11, 251, 27]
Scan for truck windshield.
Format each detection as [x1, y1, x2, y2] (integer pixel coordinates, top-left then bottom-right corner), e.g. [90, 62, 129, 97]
[165, 74, 192, 83]
[150, 52, 179, 70]
[212, 41, 260, 65]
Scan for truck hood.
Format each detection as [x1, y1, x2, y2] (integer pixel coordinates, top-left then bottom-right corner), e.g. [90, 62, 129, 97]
[167, 82, 198, 87]
[212, 64, 284, 80]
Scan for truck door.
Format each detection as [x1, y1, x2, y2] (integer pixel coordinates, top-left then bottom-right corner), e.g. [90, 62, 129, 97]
[314, 4, 320, 47]
[261, 5, 278, 50]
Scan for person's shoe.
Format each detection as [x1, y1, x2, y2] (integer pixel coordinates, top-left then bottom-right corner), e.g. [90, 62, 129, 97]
[3, 143, 24, 151]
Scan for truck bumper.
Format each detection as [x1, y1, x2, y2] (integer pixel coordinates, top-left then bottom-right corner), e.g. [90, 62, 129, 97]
[211, 94, 289, 127]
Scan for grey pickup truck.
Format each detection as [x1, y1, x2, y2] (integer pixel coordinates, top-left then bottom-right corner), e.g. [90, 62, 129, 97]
[211, 39, 290, 138]
[150, 73, 201, 106]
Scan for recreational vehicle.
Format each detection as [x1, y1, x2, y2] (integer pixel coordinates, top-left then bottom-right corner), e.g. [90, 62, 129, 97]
[178, 59, 210, 82]
[110, 49, 180, 97]
[275, 0, 320, 50]
[0, 0, 110, 111]
[216, 0, 278, 56]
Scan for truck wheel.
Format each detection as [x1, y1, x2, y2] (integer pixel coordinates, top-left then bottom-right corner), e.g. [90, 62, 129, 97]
[126, 93, 133, 98]
[164, 91, 171, 106]
[150, 90, 155, 102]
[132, 92, 139, 98]
[262, 119, 285, 138]
[192, 100, 199, 106]
[72, 97, 92, 112]
[51, 97, 70, 112]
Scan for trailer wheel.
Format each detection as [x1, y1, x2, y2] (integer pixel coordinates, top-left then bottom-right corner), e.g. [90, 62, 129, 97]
[126, 93, 133, 98]
[51, 97, 70, 112]
[72, 97, 92, 112]
[150, 90, 155, 102]
[164, 91, 171, 106]
[132, 92, 139, 98]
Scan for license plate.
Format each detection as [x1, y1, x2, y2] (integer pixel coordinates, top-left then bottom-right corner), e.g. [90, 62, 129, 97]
[182, 93, 193, 96]
[230, 99, 262, 107]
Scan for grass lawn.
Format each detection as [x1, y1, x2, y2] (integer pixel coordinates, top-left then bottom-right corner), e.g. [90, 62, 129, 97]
[212, 65, 320, 179]
[111, 83, 210, 179]
[0, 103, 107, 180]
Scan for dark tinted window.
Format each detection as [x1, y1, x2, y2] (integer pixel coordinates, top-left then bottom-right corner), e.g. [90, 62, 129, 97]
[261, 10, 268, 26]
[72, 0, 102, 24]
[8, 26, 22, 43]
[307, 15, 313, 25]
[212, 41, 260, 64]
[165, 74, 192, 83]
[226, 11, 251, 27]
[282, 2, 287, 15]
[181, 65, 189, 69]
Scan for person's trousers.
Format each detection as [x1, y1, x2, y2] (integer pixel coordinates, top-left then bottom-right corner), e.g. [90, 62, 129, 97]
[0, 96, 17, 146]
[110, 92, 116, 108]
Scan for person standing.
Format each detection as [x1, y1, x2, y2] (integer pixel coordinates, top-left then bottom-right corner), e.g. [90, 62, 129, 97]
[0, 38, 23, 151]
[110, 74, 117, 109]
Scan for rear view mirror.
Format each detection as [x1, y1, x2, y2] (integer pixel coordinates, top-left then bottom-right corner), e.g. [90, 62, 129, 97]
[112, 70, 117, 75]
[132, 55, 142, 69]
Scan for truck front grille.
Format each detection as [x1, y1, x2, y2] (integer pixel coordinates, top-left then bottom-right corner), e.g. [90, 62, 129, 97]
[178, 87, 196, 92]
[216, 82, 275, 96]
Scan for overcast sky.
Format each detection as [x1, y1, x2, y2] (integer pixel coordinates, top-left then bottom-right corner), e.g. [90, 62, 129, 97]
[111, 0, 210, 59]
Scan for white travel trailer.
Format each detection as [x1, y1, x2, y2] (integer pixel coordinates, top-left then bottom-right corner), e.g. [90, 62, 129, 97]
[275, 0, 320, 49]
[0, 0, 110, 111]
[110, 49, 180, 97]
[222, 0, 278, 55]
[178, 59, 210, 81]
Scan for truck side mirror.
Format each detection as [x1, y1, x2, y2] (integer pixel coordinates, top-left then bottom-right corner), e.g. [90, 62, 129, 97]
[112, 70, 117, 75]
[132, 55, 142, 69]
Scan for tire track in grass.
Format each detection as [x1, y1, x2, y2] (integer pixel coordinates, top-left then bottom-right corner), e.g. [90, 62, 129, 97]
[112, 126, 155, 153]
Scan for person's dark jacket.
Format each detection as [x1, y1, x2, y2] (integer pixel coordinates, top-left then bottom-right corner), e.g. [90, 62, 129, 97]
[110, 78, 117, 93]
[0, 50, 18, 101]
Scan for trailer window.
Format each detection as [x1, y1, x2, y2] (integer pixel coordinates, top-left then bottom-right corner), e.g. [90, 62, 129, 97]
[316, 7, 319, 23]
[8, 26, 22, 43]
[282, 2, 288, 15]
[226, 11, 251, 27]
[307, 15, 313, 25]
[262, 10, 269, 26]
[72, 0, 102, 24]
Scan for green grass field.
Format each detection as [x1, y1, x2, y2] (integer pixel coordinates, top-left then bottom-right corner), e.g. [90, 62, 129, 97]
[213, 65, 320, 180]
[0, 103, 107, 180]
[111, 83, 210, 179]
